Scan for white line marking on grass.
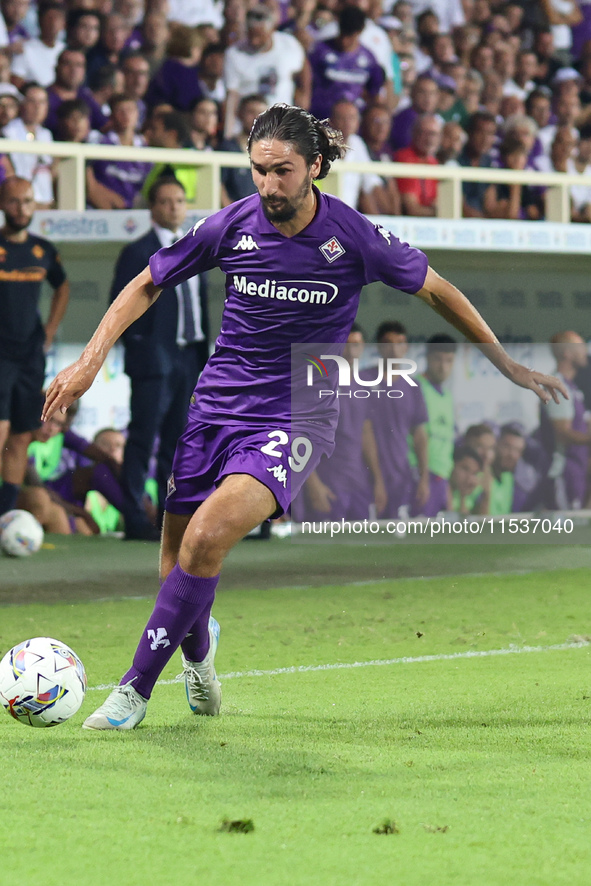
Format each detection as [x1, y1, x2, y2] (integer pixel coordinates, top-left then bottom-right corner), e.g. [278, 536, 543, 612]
[87, 639, 590, 692]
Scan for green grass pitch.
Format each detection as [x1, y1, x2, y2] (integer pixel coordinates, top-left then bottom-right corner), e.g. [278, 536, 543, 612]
[1, 538, 591, 886]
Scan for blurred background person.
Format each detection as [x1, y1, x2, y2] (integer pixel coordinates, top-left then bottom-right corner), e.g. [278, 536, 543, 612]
[0, 177, 69, 516]
[109, 176, 209, 539]
[3, 82, 56, 208]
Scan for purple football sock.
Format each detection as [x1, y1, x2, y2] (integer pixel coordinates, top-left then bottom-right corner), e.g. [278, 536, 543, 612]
[120, 563, 219, 699]
[91, 464, 125, 512]
[181, 603, 215, 663]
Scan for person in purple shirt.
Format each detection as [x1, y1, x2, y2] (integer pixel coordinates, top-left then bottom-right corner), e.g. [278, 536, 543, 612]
[389, 73, 439, 153]
[86, 93, 151, 209]
[45, 49, 107, 137]
[43, 104, 567, 731]
[144, 23, 203, 112]
[369, 320, 429, 519]
[538, 331, 591, 509]
[292, 324, 386, 522]
[309, 6, 385, 121]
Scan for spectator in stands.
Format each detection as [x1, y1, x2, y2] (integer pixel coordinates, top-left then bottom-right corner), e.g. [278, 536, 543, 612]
[448, 445, 483, 515]
[457, 110, 497, 218]
[219, 93, 266, 206]
[481, 71, 503, 120]
[394, 113, 441, 217]
[54, 98, 92, 143]
[66, 8, 102, 56]
[538, 332, 591, 510]
[121, 50, 150, 126]
[470, 43, 495, 79]
[4, 83, 55, 208]
[460, 68, 484, 117]
[87, 63, 123, 119]
[196, 42, 225, 106]
[110, 176, 209, 539]
[488, 133, 531, 220]
[540, 0, 582, 63]
[435, 74, 462, 123]
[167, 0, 223, 30]
[395, 51, 417, 110]
[526, 87, 552, 133]
[409, 335, 457, 517]
[143, 109, 198, 203]
[11, 2, 66, 88]
[45, 49, 107, 137]
[2, 0, 31, 52]
[532, 27, 561, 88]
[328, 99, 383, 213]
[86, 13, 132, 81]
[369, 320, 429, 518]
[189, 97, 218, 150]
[390, 73, 439, 152]
[144, 22, 204, 111]
[360, 102, 401, 215]
[337, 0, 396, 112]
[569, 124, 591, 222]
[0, 83, 20, 130]
[503, 49, 537, 100]
[140, 11, 169, 75]
[87, 93, 151, 208]
[224, 5, 309, 138]
[437, 120, 465, 164]
[538, 89, 581, 156]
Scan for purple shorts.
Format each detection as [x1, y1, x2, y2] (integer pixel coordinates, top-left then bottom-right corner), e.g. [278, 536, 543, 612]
[165, 420, 333, 518]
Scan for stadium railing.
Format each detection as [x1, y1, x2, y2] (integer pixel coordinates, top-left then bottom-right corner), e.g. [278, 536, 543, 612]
[0, 138, 579, 222]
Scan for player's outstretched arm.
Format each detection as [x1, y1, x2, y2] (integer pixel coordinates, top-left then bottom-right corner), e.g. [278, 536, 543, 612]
[42, 267, 162, 421]
[414, 267, 568, 405]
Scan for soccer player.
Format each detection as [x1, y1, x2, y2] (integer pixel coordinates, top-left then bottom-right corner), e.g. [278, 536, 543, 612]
[42, 104, 567, 731]
[0, 176, 69, 517]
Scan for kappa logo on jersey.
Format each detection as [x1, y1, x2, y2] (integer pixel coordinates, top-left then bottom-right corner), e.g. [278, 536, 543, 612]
[267, 464, 287, 488]
[167, 473, 176, 498]
[148, 628, 170, 650]
[319, 237, 345, 263]
[233, 234, 260, 251]
[376, 225, 391, 244]
[191, 218, 207, 236]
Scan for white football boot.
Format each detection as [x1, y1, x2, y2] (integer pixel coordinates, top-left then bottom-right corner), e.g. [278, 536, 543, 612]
[82, 682, 148, 730]
[181, 617, 221, 716]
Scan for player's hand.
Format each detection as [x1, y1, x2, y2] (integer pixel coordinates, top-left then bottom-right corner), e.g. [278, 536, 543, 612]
[507, 363, 569, 405]
[42, 360, 98, 422]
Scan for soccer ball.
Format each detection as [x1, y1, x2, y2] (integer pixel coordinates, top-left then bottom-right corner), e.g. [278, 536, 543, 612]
[0, 509, 44, 557]
[0, 637, 87, 727]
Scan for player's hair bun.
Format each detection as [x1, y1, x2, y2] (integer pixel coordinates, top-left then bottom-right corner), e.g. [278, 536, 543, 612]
[248, 104, 347, 180]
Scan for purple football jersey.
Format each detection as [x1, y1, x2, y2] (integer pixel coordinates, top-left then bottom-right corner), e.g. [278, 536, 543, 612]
[368, 378, 428, 516]
[149, 189, 428, 437]
[309, 39, 385, 120]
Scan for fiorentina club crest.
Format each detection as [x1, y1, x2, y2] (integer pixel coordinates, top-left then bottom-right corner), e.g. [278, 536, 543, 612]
[319, 236, 345, 263]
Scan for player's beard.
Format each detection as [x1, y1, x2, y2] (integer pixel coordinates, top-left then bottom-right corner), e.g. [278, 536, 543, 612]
[261, 172, 313, 224]
[3, 211, 32, 233]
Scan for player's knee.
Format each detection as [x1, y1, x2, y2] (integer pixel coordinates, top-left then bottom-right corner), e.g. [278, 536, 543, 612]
[180, 524, 226, 573]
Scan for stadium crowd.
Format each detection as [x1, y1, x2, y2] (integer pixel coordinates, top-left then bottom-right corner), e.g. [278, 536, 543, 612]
[0, 0, 591, 218]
